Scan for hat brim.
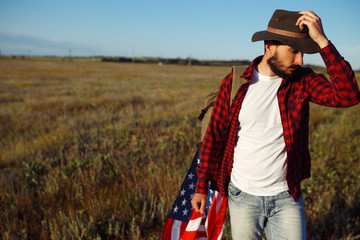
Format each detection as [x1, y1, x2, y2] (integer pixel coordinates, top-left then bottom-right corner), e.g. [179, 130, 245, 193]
[252, 31, 319, 54]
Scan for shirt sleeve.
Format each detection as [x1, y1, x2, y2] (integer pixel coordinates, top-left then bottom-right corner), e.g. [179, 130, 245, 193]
[307, 41, 360, 107]
[195, 72, 233, 194]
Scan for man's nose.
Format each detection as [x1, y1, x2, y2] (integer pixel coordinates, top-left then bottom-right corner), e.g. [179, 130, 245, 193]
[295, 52, 303, 65]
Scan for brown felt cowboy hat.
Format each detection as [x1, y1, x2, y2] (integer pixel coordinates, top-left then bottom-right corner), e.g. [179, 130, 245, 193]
[252, 9, 319, 54]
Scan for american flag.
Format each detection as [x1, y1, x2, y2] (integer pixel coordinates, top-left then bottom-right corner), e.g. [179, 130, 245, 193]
[162, 150, 228, 240]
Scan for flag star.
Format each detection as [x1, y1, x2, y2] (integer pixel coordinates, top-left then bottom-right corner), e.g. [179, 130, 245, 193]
[209, 189, 213, 194]
[190, 193, 195, 200]
[188, 172, 194, 180]
[180, 189, 186, 196]
[173, 206, 179, 213]
[182, 198, 187, 206]
[197, 158, 200, 164]
[183, 208, 188, 216]
[188, 182, 195, 190]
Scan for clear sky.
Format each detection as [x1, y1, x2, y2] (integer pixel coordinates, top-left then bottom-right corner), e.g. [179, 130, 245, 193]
[1, 0, 360, 69]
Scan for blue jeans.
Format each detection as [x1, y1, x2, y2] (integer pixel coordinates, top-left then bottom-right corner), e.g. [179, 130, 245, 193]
[228, 181, 306, 240]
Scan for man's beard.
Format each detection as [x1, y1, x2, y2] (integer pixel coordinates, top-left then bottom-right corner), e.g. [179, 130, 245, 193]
[267, 54, 298, 80]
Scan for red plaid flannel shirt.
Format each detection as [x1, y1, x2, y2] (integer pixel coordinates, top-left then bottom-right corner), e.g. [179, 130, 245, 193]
[196, 42, 360, 201]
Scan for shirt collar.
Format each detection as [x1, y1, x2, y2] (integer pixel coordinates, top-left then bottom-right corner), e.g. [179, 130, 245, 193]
[241, 56, 263, 81]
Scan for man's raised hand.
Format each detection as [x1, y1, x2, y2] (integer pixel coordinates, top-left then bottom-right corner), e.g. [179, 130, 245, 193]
[296, 10, 329, 49]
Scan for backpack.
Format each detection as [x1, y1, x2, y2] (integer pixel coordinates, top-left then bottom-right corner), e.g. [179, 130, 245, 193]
[198, 65, 248, 142]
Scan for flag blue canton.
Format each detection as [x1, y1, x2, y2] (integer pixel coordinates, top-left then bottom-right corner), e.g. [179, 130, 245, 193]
[168, 150, 213, 222]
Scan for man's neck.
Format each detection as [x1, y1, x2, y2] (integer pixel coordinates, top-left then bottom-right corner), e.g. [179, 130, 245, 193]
[256, 58, 276, 77]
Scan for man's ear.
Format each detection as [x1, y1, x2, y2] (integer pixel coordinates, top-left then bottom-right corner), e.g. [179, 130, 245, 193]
[265, 41, 276, 56]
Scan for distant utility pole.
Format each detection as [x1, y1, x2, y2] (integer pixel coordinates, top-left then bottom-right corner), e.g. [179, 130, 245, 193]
[68, 49, 72, 58]
[188, 55, 192, 66]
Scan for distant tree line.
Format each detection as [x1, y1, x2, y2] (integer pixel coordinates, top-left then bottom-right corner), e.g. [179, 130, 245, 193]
[100, 56, 340, 71]
[101, 56, 251, 67]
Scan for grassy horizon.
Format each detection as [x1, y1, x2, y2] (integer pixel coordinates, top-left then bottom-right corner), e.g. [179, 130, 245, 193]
[0, 59, 359, 239]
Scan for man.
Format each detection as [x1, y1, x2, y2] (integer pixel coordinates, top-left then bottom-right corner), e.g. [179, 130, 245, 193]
[191, 9, 360, 239]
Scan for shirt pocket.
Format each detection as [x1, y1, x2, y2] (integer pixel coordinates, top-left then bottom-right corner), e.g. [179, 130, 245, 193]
[289, 87, 308, 105]
[288, 89, 309, 125]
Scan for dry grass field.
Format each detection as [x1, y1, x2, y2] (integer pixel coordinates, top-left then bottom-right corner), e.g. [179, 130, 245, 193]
[0, 58, 359, 239]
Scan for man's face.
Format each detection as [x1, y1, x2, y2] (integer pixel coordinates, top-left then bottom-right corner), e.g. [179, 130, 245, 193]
[267, 45, 303, 79]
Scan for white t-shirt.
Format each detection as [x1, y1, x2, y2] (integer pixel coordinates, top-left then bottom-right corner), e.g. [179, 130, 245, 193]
[230, 69, 288, 196]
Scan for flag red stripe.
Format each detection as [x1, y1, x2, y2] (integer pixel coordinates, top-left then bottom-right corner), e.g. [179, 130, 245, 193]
[162, 218, 175, 240]
[206, 193, 228, 240]
[179, 220, 187, 239]
[180, 209, 202, 239]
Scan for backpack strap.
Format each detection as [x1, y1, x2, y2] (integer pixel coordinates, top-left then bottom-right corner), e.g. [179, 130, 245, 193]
[199, 65, 248, 142]
[231, 65, 248, 106]
[198, 91, 217, 121]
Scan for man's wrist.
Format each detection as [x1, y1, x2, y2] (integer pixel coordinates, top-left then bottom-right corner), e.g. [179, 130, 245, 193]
[317, 37, 329, 50]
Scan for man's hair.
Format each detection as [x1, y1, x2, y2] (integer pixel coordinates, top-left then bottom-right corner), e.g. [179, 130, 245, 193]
[264, 40, 284, 52]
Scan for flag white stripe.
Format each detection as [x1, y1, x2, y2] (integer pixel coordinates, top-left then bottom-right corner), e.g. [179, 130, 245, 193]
[216, 227, 224, 240]
[215, 192, 222, 214]
[185, 217, 202, 231]
[171, 220, 182, 240]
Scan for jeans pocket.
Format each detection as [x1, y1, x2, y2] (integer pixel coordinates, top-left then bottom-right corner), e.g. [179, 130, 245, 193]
[228, 182, 242, 197]
[285, 190, 292, 197]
